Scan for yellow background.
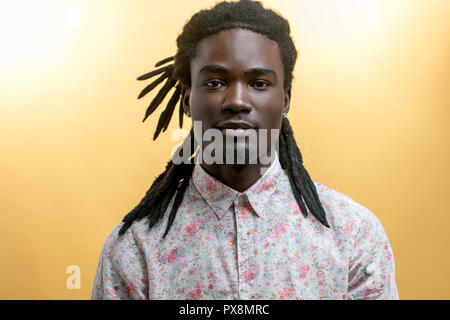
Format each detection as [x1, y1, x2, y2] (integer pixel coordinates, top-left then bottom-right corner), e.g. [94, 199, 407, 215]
[0, 0, 449, 299]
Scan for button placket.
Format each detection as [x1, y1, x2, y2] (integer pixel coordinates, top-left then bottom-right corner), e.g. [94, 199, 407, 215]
[234, 194, 253, 298]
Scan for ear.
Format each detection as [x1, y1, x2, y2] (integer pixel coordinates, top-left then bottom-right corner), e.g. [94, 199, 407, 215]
[181, 85, 191, 117]
[283, 88, 291, 114]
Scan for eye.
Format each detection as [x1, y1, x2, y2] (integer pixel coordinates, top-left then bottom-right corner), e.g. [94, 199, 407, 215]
[203, 80, 225, 89]
[251, 80, 270, 90]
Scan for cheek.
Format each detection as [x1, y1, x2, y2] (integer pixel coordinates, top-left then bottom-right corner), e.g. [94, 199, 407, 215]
[254, 93, 284, 128]
[190, 92, 217, 120]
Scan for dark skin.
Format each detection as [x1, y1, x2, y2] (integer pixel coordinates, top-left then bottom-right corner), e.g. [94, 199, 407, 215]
[182, 29, 290, 192]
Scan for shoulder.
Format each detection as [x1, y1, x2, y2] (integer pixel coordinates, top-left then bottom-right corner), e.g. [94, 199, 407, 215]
[311, 184, 400, 299]
[98, 218, 152, 264]
[92, 219, 151, 299]
[312, 180, 387, 242]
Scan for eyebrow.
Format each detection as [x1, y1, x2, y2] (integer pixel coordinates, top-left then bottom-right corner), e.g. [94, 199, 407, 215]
[199, 64, 277, 78]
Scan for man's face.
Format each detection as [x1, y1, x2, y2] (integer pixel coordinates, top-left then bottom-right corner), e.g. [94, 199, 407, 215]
[183, 28, 290, 164]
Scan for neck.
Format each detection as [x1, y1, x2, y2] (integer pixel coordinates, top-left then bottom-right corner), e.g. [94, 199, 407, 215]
[200, 162, 271, 193]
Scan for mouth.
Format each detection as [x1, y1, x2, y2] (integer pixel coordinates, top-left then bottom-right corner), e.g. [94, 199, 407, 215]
[219, 128, 253, 137]
[216, 120, 255, 130]
[215, 121, 255, 137]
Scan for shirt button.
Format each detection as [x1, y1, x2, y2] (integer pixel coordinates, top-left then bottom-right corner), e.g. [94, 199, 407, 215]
[236, 194, 246, 205]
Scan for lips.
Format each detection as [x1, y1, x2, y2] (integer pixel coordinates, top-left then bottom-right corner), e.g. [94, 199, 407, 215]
[215, 120, 255, 130]
[215, 120, 256, 138]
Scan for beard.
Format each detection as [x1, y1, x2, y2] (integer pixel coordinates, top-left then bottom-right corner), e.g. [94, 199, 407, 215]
[197, 130, 277, 166]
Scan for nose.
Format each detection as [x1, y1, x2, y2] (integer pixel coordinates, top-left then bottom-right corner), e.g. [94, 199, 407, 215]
[222, 82, 252, 113]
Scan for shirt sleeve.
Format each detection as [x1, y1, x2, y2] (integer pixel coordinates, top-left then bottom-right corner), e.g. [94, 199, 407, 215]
[347, 206, 399, 300]
[91, 223, 149, 300]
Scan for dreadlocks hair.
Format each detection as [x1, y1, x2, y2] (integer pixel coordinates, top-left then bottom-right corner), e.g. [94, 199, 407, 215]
[118, 0, 330, 238]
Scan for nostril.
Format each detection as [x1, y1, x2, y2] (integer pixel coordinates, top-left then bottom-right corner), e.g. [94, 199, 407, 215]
[222, 84, 252, 111]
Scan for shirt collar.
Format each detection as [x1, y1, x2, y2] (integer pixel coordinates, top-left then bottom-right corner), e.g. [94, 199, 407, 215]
[192, 152, 284, 220]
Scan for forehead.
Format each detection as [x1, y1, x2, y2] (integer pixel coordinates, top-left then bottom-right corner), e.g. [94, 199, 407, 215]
[191, 29, 284, 75]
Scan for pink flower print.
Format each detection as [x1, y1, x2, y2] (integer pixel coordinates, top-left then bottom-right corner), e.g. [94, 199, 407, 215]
[239, 208, 250, 220]
[293, 206, 301, 215]
[206, 180, 217, 194]
[176, 287, 185, 295]
[299, 265, 311, 279]
[278, 287, 291, 300]
[184, 219, 198, 239]
[279, 292, 290, 299]
[207, 272, 220, 287]
[188, 282, 204, 299]
[274, 222, 288, 241]
[167, 248, 178, 264]
[244, 269, 256, 283]
[207, 272, 214, 279]
[258, 180, 271, 192]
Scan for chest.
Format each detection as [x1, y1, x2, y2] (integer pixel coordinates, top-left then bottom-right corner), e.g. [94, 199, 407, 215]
[144, 213, 351, 299]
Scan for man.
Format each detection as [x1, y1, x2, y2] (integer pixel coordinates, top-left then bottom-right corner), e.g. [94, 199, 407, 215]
[92, 0, 399, 299]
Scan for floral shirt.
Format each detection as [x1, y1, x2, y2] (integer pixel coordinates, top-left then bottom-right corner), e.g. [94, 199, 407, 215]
[91, 152, 399, 300]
